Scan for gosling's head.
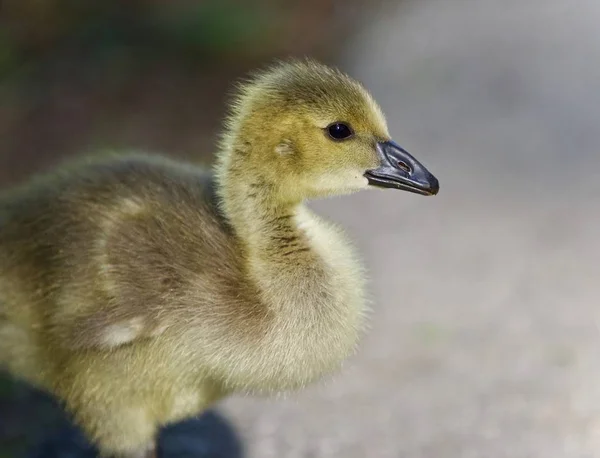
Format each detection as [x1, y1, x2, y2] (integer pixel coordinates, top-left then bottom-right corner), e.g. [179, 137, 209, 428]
[217, 59, 439, 202]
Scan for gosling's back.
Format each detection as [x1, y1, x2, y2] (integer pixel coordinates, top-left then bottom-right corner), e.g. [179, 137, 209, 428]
[0, 154, 256, 385]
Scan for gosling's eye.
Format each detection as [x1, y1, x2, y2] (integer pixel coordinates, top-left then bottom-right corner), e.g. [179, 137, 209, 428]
[326, 123, 354, 141]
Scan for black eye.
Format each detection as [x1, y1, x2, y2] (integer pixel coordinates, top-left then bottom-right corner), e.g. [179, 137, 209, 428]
[326, 123, 354, 141]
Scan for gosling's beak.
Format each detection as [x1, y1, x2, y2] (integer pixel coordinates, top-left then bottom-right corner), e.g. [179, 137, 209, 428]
[364, 141, 439, 196]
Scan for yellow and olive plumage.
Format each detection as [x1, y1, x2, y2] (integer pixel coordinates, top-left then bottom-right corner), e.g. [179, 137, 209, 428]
[0, 59, 438, 458]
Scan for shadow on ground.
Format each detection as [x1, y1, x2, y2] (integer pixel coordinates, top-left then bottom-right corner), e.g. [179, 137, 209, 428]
[0, 373, 243, 458]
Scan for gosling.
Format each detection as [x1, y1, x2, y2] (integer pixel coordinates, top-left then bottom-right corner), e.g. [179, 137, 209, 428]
[0, 59, 439, 458]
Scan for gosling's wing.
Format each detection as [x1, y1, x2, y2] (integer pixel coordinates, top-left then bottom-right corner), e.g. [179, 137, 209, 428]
[64, 311, 165, 350]
[0, 154, 234, 352]
[56, 156, 237, 351]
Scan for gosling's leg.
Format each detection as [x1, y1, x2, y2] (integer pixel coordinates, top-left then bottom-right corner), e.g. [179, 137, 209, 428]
[72, 404, 158, 458]
[113, 443, 156, 458]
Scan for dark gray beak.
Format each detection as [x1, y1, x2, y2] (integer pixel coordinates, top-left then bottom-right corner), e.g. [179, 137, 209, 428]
[364, 141, 439, 196]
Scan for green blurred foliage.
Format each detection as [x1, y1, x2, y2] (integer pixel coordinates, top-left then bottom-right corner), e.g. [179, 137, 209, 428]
[0, 0, 285, 76]
[151, 1, 274, 56]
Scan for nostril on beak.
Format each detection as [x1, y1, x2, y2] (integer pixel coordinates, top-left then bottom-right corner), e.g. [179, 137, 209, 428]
[396, 161, 411, 174]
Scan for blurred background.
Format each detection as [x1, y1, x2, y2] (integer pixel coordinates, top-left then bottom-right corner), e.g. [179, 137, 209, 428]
[2, 0, 600, 457]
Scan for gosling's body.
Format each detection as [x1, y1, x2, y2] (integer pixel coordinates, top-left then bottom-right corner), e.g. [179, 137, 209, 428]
[0, 154, 365, 452]
[0, 59, 438, 457]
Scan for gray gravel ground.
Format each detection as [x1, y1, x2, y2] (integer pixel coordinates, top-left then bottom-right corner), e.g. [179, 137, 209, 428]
[220, 1, 600, 457]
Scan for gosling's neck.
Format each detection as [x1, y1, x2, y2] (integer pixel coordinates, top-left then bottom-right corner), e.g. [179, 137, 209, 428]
[215, 154, 310, 260]
[214, 142, 367, 371]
